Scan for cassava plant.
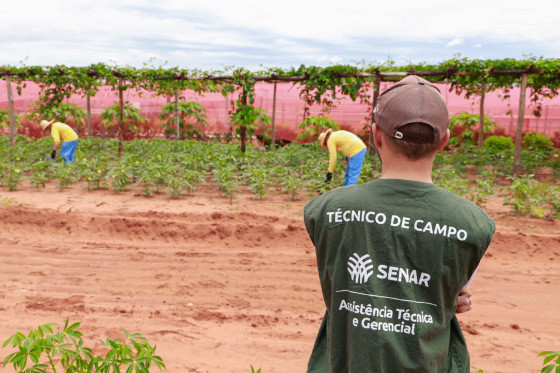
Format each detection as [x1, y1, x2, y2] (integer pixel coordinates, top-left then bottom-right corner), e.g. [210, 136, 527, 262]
[101, 102, 146, 137]
[159, 101, 208, 139]
[297, 116, 339, 142]
[2, 319, 166, 373]
[0, 109, 21, 129]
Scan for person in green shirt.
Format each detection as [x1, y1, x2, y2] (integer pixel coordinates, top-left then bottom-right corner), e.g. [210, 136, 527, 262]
[40, 119, 79, 163]
[304, 75, 495, 372]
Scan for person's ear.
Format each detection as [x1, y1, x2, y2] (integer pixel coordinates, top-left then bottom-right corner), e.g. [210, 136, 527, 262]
[372, 124, 383, 149]
[437, 129, 450, 152]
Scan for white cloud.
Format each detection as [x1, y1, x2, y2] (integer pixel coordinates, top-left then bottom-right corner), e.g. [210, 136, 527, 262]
[446, 38, 464, 48]
[0, 0, 559, 68]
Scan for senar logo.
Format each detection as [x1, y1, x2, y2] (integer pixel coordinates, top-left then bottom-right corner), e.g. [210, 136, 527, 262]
[347, 253, 374, 284]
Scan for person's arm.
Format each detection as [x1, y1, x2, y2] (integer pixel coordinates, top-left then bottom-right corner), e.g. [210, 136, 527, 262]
[51, 124, 61, 150]
[327, 138, 337, 174]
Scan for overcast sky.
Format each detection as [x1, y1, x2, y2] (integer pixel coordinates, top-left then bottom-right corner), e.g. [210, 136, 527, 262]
[1, 0, 558, 70]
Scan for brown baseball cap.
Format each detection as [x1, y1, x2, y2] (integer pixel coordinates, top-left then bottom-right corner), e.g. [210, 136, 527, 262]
[374, 75, 450, 142]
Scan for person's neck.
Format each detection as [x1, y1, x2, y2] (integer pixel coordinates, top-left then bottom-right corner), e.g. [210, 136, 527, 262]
[379, 157, 435, 184]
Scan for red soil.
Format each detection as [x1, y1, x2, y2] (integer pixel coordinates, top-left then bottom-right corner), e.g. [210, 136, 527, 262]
[0, 184, 558, 373]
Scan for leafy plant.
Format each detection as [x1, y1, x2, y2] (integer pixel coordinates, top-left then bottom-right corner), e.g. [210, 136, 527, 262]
[28, 103, 86, 129]
[449, 112, 497, 147]
[101, 102, 146, 136]
[0, 195, 19, 206]
[470, 367, 487, 373]
[503, 176, 560, 218]
[230, 106, 272, 144]
[55, 164, 78, 190]
[539, 350, 560, 373]
[2, 319, 165, 373]
[159, 101, 208, 139]
[520, 132, 555, 173]
[212, 165, 239, 203]
[30, 160, 55, 189]
[523, 132, 554, 153]
[297, 116, 340, 142]
[0, 109, 21, 128]
[484, 135, 514, 154]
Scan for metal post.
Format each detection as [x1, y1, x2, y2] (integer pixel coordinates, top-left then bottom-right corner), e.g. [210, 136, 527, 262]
[513, 74, 528, 176]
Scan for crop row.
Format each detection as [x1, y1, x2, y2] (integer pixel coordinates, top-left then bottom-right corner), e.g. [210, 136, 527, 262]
[0, 136, 559, 218]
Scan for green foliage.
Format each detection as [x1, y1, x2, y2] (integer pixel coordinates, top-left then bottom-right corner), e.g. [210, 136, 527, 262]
[159, 101, 208, 139]
[467, 170, 497, 206]
[483, 136, 514, 172]
[539, 350, 560, 373]
[484, 135, 514, 154]
[1, 136, 558, 218]
[449, 112, 497, 146]
[2, 319, 165, 373]
[212, 165, 239, 203]
[433, 165, 470, 197]
[470, 367, 487, 373]
[0, 194, 19, 206]
[297, 116, 340, 142]
[28, 103, 86, 128]
[0, 109, 21, 128]
[101, 102, 147, 134]
[4, 164, 24, 191]
[250, 365, 262, 373]
[523, 132, 554, 152]
[520, 133, 554, 172]
[230, 105, 272, 140]
[3, 58, 560, 126]
[503, 175, 560, 218]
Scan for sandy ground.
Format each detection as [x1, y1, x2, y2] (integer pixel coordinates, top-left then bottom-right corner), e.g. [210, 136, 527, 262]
[0, 183, 558, 373]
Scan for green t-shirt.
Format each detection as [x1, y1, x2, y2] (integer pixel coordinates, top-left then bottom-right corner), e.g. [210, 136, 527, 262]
[304, 179, 495, 373]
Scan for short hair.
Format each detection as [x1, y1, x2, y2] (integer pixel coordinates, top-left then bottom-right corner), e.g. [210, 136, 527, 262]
[382, 122, 441, 160]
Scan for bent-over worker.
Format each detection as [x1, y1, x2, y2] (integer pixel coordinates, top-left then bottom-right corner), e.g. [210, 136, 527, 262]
[40, 119, 79, 163]
[317, 129, 367, 186]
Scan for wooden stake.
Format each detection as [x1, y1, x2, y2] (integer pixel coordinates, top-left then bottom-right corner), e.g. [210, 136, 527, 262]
[478, 83, 486, 148]
[369, 79, 381, 154]
[224, 93, 229, 137]
[175, 89, 180, 140]
[512, 74, 528, 176]
[6, 76, 16, 146]
[87, 94, 92, 136]
[240, 87, 247, 153]
[271, 82, 277, 147]
[118, 79, 124, 156]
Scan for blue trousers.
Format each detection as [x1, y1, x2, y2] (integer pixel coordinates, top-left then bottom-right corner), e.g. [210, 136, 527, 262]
[60, 139, 78, 163]
[344, 148, 366, 186]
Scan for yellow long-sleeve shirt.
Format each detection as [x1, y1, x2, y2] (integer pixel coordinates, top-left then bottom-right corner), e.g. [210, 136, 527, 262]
[51, 122, 78, 142]
[326, 131, 366, 173]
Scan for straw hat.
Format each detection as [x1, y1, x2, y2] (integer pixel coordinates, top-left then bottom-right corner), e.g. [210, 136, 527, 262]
[317, 129, 333, 150]
[40, 119, 55, 130]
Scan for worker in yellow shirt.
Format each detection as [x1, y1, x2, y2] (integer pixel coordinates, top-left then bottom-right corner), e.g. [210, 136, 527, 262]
[40, 119, 79, 163]
[317, 129, 367, 186]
